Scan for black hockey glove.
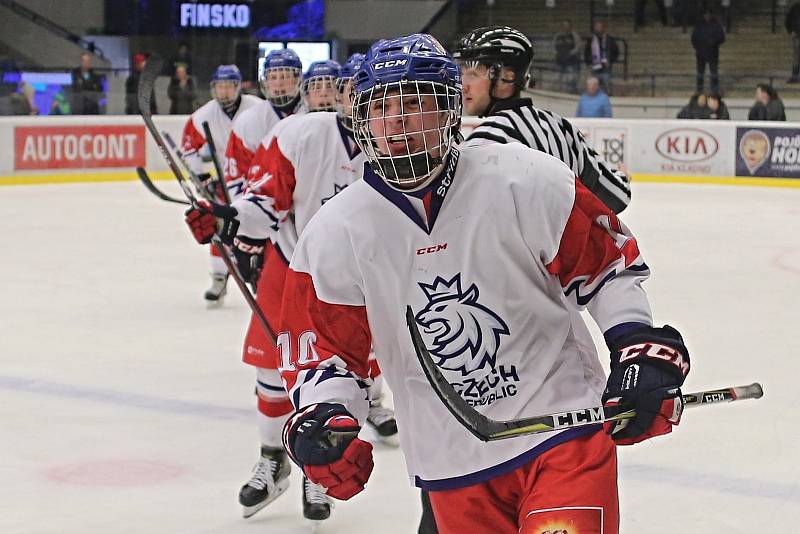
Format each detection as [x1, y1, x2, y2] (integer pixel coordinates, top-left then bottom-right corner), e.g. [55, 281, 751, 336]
[283, 403, 373, 501]
[602, 324, 690, 445]
[231, 236, 266, 289]
[196, 172, 225, 201]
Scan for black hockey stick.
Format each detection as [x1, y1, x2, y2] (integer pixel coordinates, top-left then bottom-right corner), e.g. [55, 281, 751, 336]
[137, 55, 276, 345]
[405, 306, 763, 442]
[135, 167, 191, 205]
[201, 120, 232, 206]
[161, 130, 217, 202]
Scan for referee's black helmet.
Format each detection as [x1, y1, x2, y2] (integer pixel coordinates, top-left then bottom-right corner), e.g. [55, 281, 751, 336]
[452, 26, 534, 91]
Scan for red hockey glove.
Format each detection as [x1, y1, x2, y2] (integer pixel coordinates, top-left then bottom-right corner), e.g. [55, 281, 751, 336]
[283, 403, 373, 501]
[184, 200, 238, 245]
[602, 325, 689, 445]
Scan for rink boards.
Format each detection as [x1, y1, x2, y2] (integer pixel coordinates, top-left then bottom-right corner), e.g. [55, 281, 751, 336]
[1, 115, 799, 188]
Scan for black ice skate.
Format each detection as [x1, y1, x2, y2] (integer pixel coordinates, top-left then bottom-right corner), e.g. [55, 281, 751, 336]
[204, 273, 228, 307]
[239, 446, 291, 519]
[366, 400, 399, 446]
[302, 475, 332, 523]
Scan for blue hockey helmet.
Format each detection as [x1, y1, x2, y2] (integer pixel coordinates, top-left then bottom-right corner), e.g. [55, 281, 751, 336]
[210, 64, 242, 109]
[302, 60, 341, 112]
[336, 53, 366, 131]
[259, 48, 302, 109]
[212, 64, 242, 83]
[338, 53, 365, 81]
[351, 34, 462, 190]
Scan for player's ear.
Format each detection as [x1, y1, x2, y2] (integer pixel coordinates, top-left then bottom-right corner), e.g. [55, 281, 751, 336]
[496, 66, 518, 87]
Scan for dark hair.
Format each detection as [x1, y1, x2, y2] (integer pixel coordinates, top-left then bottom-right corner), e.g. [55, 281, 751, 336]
[756, 83, 777, 99]
[708, 92, 723, 102]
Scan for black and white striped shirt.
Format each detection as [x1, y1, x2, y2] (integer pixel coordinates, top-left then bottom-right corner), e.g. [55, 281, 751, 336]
[462, 98, 631, 213]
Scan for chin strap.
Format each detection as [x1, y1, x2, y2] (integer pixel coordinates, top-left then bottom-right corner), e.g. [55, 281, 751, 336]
[479, 63, 520, 117]
[221, 95, 242, 119]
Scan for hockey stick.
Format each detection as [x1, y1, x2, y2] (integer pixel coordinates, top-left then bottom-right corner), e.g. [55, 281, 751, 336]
[201, 120, 232, 206]
[135, 167, 191, 205]
[137, 56, 276, 345]
[161, 130, 217, 203]
[405, 306, 763, 442]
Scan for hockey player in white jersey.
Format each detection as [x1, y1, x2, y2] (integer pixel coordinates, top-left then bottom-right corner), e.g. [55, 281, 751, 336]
[454, 26, 631, 214]
[184, 55, 398, 523]
[274, 35, 690, 534]
[224, 49, 305, 199]
[181, 64, 261, 305]
[299, 59, 339, 112]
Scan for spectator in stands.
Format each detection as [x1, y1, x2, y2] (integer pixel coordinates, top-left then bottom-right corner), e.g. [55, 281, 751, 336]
[584, 21, 619, 92]
[669, 0, 692, 28]
[20, 81, 38, 115]
[677, 92, 709, 119]
[125, 53, 157, 115]
[691, 7, 725, 94]
[707, 93, 729, 120]
[71, 52, 105, 115]
[785, 2, 800, 83]
[748, 83, 786, 121]
[554, 19, 582, 93]
[576, 76, 612, 118]
[164, 42, 193, 77]
[168, 63, 197, 114]
[635, 0, 668, 28]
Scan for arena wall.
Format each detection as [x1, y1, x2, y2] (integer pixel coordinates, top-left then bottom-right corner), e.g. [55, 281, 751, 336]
[1, 115, 798, 188]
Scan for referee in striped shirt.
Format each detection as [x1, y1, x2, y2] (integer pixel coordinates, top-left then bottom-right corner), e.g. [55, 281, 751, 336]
[453, 26, 631, 214]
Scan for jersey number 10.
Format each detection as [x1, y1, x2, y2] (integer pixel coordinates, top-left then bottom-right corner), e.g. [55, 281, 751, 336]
[276, 331, 320, 372]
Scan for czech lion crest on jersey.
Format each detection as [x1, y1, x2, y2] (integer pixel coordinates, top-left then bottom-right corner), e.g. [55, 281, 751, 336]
[415, 274, 510, 375]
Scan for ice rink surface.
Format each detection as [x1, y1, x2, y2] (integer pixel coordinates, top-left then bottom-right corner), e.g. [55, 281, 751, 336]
[1, 180, 799, 533]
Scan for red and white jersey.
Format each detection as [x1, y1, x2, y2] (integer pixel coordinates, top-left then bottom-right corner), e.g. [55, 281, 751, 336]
[233, 111, 366, 259]
[278, 143, 653, 489]
[224, 98, 304, 198]
[181, 94, 262, 175]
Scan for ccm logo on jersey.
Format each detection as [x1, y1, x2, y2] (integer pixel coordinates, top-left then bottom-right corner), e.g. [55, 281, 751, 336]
[417, 243, 448, 255]
[619, 342, 689, 376]
[373, 59, 408, 70]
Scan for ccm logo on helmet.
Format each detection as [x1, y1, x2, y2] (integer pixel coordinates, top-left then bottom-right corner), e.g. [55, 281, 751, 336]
[373, 59, 408, 70]
[619, 343, 689, 376]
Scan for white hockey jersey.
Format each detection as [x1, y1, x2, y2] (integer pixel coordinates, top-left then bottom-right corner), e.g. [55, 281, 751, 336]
[279, 143, 653, 489]
[224, 98, 304, 198]
[234, 111, 366, 260]
[181, 94, 262, 176]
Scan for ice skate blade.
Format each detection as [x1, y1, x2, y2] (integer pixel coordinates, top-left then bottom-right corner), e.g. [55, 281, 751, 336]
[205, 297, 225, 309]
[241, 477, 290, 519]
[361, 424, 400, 448]
[377, 433, 400, 448]
[306, 518, 327, 533]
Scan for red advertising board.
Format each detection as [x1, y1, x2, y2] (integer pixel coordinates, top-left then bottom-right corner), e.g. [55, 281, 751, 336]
[14, 125, 146, 170]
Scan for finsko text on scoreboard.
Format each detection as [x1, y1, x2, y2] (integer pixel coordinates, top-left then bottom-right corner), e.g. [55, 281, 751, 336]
[179, 3, 250, 29]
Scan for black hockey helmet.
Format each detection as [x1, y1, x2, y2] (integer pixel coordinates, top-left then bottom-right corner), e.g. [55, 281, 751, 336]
[452, 26, 534, 91]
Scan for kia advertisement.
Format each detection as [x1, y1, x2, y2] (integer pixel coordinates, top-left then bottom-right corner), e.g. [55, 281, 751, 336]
[14, 125, 146, 170]
[652, 126, 722, 174]
[735, 127, 800, 179]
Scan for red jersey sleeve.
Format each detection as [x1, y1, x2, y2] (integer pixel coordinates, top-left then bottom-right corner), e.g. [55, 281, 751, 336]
[182, 118, 205, 154]
[232, 136, 298, 238]
[278, 268, 372, 416]
[546, 179, 652, 330]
